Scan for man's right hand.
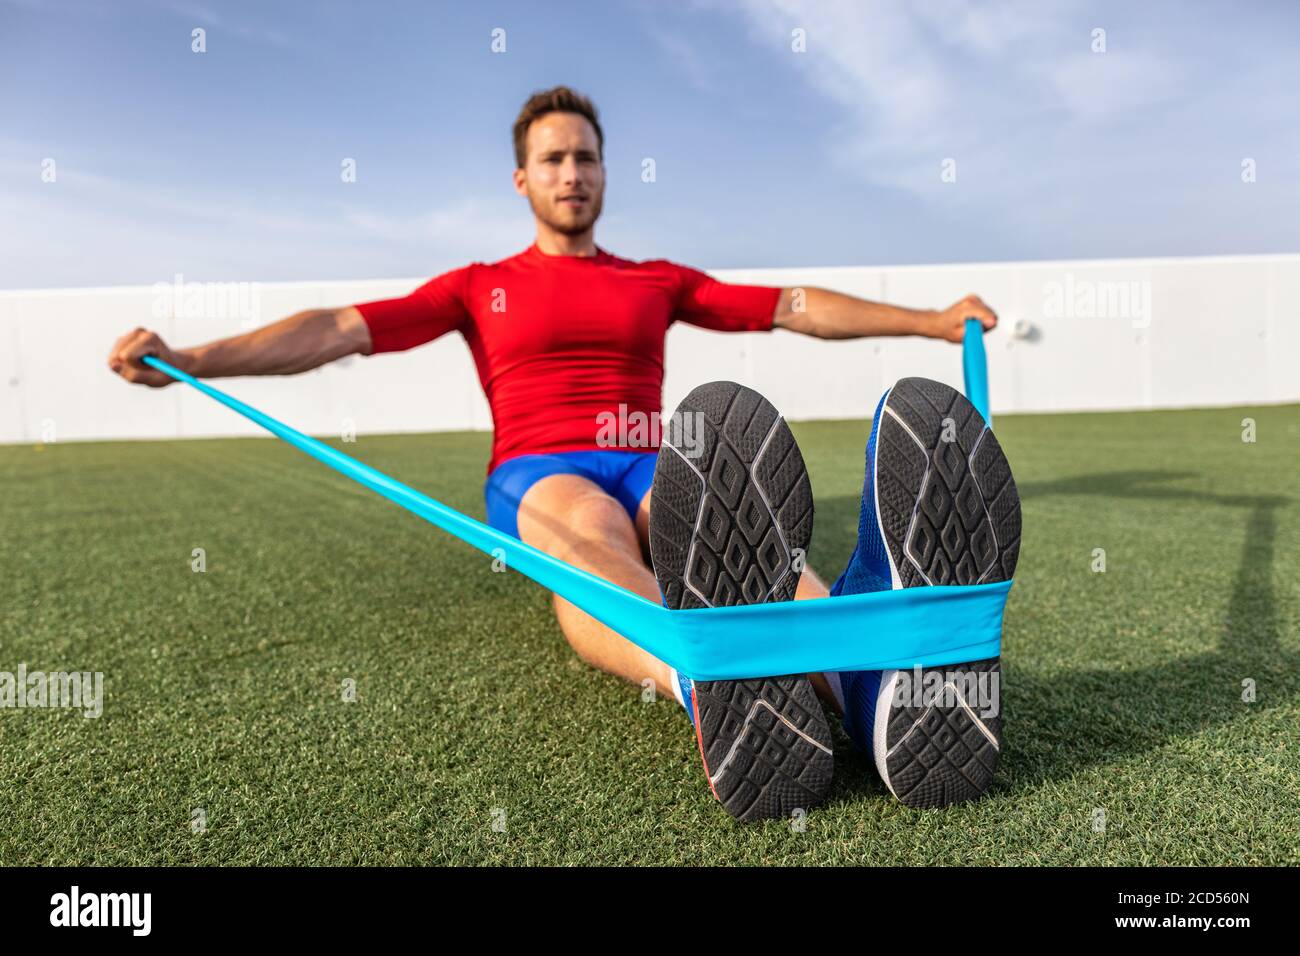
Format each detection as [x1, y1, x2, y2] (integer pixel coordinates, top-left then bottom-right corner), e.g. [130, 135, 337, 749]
[108, 327, 187, 387]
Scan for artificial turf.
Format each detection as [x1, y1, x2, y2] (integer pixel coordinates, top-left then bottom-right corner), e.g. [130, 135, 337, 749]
[1, 401, 1297, 866]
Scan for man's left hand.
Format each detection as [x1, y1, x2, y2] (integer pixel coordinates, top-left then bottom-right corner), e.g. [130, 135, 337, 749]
[925, 294, 997, 343]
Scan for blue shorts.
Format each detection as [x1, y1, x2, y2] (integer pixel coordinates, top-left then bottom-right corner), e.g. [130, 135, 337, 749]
[484, 449, 658, 540]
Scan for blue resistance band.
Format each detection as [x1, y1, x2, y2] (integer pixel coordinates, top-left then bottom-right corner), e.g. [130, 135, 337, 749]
[963, 316, 992, 425]
[142, 319, 1007, 680]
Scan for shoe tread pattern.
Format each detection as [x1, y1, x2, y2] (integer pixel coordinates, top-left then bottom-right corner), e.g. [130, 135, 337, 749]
[875, 377, 1020, 809]
[649, 381, 832, 822]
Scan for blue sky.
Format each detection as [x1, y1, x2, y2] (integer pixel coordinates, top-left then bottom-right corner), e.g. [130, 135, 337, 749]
[2, 0, 1297, 288]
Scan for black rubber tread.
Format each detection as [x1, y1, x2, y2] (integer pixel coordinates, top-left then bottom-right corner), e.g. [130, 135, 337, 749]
[649, 381, 833, 822]
[874, 377, 1020, 809]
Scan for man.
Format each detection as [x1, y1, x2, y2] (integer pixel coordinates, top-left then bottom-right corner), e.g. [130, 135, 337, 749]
[109, 87, 1016, 821]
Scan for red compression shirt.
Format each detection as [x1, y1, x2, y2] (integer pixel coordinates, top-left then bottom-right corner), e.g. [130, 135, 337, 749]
[354, 244, 781, 472]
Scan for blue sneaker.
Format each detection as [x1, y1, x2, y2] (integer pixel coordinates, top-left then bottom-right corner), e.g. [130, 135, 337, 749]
[830, 378, 1020, 808]
[650, 381, 834, 822]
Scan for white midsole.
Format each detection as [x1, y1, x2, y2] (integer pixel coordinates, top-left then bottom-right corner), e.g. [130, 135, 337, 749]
[870, 388, 904, 795]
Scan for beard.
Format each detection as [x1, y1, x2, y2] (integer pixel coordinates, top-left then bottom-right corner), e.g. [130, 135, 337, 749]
[527, 188, 604, 237]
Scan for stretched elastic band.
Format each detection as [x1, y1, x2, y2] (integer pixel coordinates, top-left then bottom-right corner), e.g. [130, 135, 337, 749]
[963, 317, 991, 425]
[142, 344, 1007, 680]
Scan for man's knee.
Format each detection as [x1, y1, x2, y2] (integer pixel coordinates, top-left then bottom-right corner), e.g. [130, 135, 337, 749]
[555, 493, 640, 563]
[521, 488, 638, 562]
[565, 492, 632, 535]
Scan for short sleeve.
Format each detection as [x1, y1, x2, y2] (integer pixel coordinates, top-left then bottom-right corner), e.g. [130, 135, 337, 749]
[355, 266, 473, 354]
[669, 263, 780, 333]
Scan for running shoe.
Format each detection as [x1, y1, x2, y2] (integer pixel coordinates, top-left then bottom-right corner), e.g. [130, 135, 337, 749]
[830, 377, 1020, 809]
[649, 381, 834, 822]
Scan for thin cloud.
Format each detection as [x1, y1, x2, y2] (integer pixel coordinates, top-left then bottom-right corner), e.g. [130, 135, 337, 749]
[0, 151, 532, 286]
[155, 0, 299, 49]
[339, 197, 534, 256]
[723, 1, 1198, 176]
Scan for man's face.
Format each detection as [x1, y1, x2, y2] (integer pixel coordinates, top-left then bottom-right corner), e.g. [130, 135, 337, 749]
[514, 112, 605, 237]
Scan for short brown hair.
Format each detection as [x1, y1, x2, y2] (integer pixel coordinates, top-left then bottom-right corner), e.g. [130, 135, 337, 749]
[512, 86, 604, 168]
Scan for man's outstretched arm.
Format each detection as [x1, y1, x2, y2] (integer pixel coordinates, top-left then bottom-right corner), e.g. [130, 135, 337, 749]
[107, 306, 373, 388]
[772, 287, 997, 343]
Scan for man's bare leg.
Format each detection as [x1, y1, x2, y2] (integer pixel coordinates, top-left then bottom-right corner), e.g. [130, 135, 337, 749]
[514, 473, 677, 696]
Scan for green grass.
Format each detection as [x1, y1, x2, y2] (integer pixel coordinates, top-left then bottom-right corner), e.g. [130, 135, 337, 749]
[2, 403, 1298, 866]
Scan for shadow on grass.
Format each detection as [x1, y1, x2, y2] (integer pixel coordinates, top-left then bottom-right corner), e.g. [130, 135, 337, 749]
[812, 470, 1294, 803]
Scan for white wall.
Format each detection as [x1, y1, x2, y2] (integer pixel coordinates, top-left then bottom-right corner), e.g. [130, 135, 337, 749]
[1, 253, 1296, 444]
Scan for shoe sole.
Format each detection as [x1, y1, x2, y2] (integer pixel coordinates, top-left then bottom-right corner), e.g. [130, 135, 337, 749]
[649, 381, 833, 823]
[871, 377, 1021, 809]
